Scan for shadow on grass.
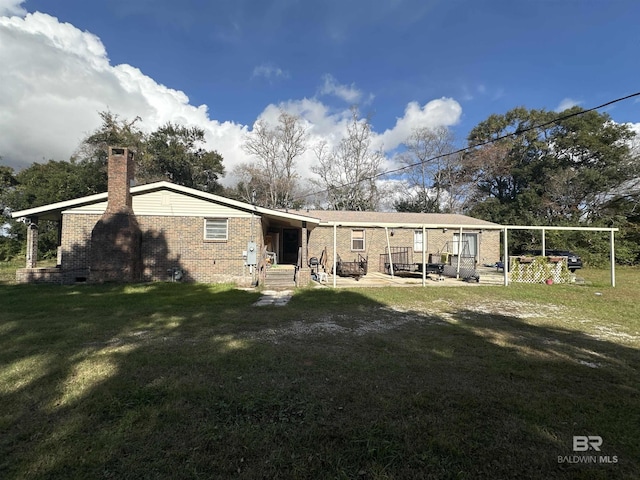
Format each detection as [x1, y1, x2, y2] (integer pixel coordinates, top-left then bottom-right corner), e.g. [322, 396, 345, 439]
[0, 284, 638, 479]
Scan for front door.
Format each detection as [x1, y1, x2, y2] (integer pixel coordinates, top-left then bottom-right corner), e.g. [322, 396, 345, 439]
[282, 228, 300, 264]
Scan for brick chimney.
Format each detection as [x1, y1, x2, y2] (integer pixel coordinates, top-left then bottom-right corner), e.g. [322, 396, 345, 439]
[106, 147, 135, 213]
[89, 147, 142, 282]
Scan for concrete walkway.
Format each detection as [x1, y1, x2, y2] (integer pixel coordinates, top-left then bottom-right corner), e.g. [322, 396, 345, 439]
[252, 289, 294, 307]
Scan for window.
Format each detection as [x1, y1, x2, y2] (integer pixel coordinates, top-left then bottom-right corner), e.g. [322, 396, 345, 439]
[453, 232, 478, 258]
[351, 229, 365, 251]
[414, 230, 425, 252]
[204, 218, 228, 240]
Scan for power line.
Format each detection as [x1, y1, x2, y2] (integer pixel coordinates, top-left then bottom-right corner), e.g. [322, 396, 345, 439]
[293, 91, 640, 204]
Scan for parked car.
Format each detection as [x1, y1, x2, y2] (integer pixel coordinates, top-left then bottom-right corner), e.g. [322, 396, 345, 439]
[521, 249, 583, 273]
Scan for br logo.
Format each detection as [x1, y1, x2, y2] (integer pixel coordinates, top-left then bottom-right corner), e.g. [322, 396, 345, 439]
[573, 436, 603, 452]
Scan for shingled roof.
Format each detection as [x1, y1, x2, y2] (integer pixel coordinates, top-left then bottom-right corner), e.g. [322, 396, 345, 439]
[289, 210, 500, 227]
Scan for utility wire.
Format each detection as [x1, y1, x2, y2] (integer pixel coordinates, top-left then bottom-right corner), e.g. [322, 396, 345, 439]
[293, 90, 640, 204]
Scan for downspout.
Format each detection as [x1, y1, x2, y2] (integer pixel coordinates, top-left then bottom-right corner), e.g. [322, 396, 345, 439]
[385, 226, 394, 278]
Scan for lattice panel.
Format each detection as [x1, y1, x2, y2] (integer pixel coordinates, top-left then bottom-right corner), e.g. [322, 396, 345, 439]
[509, 256, 572, 284]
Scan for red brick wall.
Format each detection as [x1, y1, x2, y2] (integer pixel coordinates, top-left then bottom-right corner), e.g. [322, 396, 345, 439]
[61, 213, 98, 282]
[61, 213, 262, 284]
[59, 211, 501, 284]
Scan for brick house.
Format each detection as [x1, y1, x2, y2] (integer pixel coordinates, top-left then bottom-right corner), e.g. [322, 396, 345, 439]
[12, 147, 501, 286]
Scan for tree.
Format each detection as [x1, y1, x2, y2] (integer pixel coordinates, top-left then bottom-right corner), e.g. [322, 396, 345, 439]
[3, 160, 97, 259]
[73, 111, 148, 193]
[394, 191, 439, 213]
[0, 165, 21, 260]
[464, 106, 639, 263]
[547, 108, 638, 222]
[395, 126, 465, 213]
[464, 106, 637, 224]
[312, 107, 384, 211]
[143, 123, 224, 193]
[76, 112, 225, 193]
[235, 111, 308, 208]
[0, 165, 17, 212]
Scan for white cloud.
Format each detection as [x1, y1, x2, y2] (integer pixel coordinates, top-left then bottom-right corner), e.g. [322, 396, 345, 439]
[319, 74, 365, 104]
[0, 0, 25, 16]
[252, 63, 289, 81]
[255, 96, 463, 188]
[627, 122, 640, 136]
[0, 11, 253, 185]
[556, 97, 582, 112]
[0, 7, 464, 195]
[627, 122, 640, 155]
[377, 98, 462, 151]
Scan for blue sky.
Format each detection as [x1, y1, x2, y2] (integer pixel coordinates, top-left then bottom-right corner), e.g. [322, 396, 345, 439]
[1, 0, 639, 186]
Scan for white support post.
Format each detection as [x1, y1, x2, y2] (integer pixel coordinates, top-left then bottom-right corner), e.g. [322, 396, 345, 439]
[385, 226, 394, 278]
[503, 227, 509, 286]
[456, 226, 463, 278]
[421, 226, 426, 287]
[610, 230, 616, 287]
[333, 223, 337, 288]
[541, 228, 546, 256]
[26, 217, 38, 269]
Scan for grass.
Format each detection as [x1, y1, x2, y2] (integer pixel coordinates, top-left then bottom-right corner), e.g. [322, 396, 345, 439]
[0, 259, 25, 284]
[1, 267, 639, 479]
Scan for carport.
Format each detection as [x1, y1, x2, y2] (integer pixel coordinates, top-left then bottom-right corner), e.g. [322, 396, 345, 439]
[326, 222, 619, 288]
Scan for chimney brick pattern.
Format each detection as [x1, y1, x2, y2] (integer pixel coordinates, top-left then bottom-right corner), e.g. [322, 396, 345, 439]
[106, 147, 134, 213]
[90, 147, 142, 282]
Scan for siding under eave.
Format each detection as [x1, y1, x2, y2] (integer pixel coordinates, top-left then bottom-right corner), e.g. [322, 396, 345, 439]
[65, 190, 253, 218]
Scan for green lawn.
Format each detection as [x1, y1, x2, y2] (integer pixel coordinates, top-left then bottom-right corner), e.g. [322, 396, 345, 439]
[1, 268, 639, 479]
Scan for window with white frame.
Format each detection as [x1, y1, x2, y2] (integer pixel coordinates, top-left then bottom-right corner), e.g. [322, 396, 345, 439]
[414, 230, 425, 252]
[452, 232, 478, 258]
[351, 229, 365, 251]
[204, 218, 228, 240]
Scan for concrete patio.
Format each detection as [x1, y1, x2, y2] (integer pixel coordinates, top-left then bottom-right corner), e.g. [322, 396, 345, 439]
[313, 265, 505, 288]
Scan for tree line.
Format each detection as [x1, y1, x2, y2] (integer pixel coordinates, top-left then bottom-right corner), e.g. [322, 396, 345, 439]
[1, 106, 639, 265]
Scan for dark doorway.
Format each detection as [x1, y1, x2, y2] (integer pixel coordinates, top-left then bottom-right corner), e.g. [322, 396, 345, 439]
[282, 228, 300, 264]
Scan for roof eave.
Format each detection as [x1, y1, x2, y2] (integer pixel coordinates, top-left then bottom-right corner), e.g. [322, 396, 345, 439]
[318, 221, 503, 229]
[10, 192, 109, 220]
[10, 181, 321, 225]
